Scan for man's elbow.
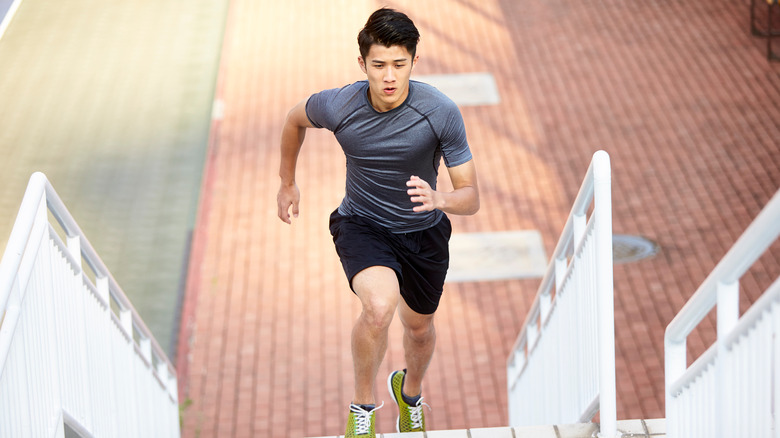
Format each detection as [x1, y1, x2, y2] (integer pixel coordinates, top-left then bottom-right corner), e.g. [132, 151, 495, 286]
[464, 190, 480, 215]
[468, 199, 480, 215]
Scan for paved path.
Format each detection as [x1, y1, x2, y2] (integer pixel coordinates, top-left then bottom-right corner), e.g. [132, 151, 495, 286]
[176, 1, 779, 437]
[2, 0, 778, 437]
[0, 0, 228, 352]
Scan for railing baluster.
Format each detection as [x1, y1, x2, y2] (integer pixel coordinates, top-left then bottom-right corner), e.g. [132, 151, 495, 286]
[507, 151, 615, 437]
[0, 173, 179, 437]
[774, 304, 780, 438]
[664, 189, 780, 438]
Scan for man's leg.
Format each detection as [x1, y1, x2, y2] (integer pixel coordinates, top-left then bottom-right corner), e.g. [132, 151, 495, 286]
[386, 299, 435, 433]
[397, 299, 435, 398]
[351, 266, 400, 405]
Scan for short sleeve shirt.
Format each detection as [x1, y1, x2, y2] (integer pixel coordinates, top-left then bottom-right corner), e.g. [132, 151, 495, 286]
[306, 80, 472, 233]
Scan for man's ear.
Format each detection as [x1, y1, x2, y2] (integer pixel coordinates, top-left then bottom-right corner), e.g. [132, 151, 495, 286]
[411, 54, 419, 70]
[358, 56, 367, 74]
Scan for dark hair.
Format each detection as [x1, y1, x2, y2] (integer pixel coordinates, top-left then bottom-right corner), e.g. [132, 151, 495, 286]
[358, 8, 420, 60]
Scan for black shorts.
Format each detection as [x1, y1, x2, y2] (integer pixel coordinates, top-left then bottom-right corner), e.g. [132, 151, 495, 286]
[329, 210, 452, 315]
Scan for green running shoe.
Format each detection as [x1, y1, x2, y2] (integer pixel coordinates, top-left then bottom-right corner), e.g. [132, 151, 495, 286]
[345, 403, 382, 438]
[387, 369, 429, 432]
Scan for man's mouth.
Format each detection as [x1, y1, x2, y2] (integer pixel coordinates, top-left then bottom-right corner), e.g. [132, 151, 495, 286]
[383, 87, 396, 95]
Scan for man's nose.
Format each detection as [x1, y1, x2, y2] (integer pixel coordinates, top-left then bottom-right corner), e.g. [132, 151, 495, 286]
[384, 66, 395, 82]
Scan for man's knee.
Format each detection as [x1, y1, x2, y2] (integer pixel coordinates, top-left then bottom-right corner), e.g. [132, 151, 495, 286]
[361, 295, 397, 330]
[353, 266, 400, 331]
[404, 316, 435, 342]
[399, 299, 436, 341]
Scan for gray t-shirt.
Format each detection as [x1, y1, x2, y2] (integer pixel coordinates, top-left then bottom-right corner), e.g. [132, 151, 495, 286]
[306, 80, 472, 233]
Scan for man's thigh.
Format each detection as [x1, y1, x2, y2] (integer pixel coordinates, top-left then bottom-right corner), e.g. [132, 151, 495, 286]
[329, 210, 403, 292]
[352, 266, 402, 324]
[352, 266, 401, 303]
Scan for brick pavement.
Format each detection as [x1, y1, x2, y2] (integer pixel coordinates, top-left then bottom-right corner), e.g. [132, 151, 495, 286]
[176, 1, 780, 437]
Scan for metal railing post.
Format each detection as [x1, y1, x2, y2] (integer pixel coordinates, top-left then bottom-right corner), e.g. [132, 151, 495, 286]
[593, 151, 616, 438]
[507, 151, 616, 435]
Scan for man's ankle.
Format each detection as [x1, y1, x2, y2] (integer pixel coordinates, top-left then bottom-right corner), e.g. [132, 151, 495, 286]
[402, 379, 422, 399]
[401, 390, 421, 406]
[352, 398, 376, 406]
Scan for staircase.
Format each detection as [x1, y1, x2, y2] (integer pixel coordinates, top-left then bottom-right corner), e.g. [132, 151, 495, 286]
[1, 161, 776, 438]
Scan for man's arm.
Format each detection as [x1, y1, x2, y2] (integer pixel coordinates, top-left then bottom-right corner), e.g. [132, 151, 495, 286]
[277, 98, 314, 224]
[406, 159, 480, 216]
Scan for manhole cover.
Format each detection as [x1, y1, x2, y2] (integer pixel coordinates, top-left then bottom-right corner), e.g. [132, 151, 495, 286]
[613, 235, 658, 264]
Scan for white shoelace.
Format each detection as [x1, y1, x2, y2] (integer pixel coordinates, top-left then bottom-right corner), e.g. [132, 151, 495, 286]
[407, 397, 430, 430]
[350, 402, 383, 435]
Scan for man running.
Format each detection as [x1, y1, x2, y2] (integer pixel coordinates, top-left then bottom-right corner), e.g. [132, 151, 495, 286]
[276, 8, 479, 437]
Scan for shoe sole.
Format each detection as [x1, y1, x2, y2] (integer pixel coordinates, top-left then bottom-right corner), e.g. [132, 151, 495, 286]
[387, 371, 402, 433]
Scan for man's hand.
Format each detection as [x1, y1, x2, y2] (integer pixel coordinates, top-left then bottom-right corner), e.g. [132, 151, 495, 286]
[277, 182, 300, 224]
[406, 175, 442, 212]
[406, 161, 480, 216]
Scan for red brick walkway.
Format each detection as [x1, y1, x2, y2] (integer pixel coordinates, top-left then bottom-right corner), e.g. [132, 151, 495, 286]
[176, 1, 780, 436]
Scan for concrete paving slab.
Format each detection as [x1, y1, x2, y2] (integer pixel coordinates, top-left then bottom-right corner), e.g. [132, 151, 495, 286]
[413, 73, 501, 106]
[447, 230, 548, 282]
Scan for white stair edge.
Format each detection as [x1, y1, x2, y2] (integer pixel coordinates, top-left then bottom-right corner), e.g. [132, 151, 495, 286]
[307, 418, 665, 438]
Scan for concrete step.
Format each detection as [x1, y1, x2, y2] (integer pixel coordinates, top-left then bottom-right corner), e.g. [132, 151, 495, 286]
[309, 418, 666, 438]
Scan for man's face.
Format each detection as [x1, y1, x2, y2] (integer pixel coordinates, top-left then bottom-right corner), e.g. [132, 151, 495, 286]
[359, 44, 418, 113]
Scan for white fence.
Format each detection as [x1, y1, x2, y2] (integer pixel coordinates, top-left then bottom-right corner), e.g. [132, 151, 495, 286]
[506, 150, 616, 437]
[665, 189, 780, 438]
[0, 173, 180, 438]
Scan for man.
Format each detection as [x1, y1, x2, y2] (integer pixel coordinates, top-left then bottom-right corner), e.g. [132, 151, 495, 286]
[276, 8, 479, 437]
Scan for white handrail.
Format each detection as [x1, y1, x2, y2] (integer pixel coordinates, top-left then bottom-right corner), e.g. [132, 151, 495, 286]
[42, 175, 173, 373]
[0, 172, 180, 437]
[665, 190, 780, 342]
[664, 189, 780, 438]
[0, 0, 24, 41]
[506, 150, 616, 437]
